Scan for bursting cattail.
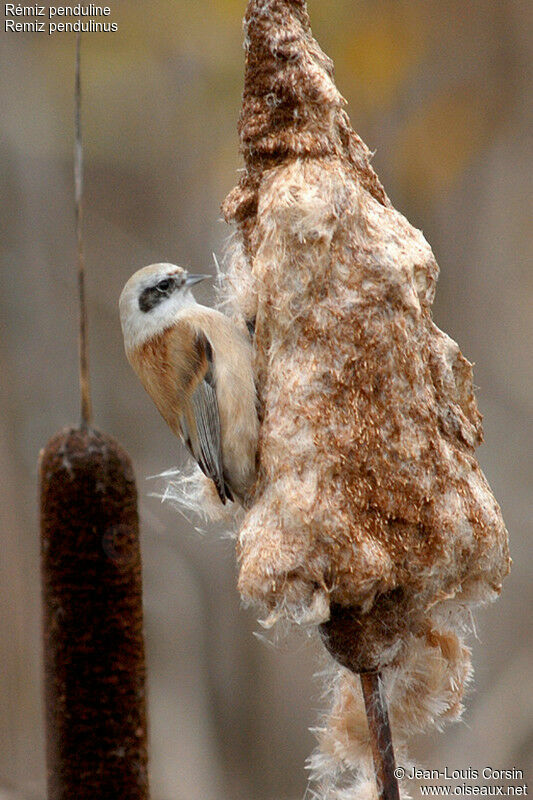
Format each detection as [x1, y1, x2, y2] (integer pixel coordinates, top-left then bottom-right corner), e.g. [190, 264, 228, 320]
[40, 426, 149, 800]
[219, 1, 510, 797]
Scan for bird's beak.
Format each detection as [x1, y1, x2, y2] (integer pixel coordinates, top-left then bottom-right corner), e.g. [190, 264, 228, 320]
[185, 273, 210, 287]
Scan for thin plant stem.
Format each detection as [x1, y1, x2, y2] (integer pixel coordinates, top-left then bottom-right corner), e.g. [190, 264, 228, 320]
[75, 32, 92, 428]
[360, 671, 401, 800]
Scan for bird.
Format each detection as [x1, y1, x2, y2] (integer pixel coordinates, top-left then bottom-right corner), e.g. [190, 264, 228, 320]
[119, 263, 258, 505]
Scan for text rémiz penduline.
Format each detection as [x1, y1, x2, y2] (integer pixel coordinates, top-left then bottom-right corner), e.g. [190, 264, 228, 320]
[4, 4, 118, 32]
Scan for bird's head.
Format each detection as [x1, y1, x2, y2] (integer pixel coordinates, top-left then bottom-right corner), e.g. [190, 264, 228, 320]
[119, 263, 210, 351]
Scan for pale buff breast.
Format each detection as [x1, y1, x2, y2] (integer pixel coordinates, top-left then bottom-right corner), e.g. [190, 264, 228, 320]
[129, 308, 258, 500]
[127, 328, 190, 439]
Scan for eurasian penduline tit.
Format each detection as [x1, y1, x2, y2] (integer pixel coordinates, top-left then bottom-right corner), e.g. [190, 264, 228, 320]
[119, 263, 258, 505]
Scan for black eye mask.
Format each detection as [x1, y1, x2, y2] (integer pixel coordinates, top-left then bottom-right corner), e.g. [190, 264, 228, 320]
[138, 278, 177, 313]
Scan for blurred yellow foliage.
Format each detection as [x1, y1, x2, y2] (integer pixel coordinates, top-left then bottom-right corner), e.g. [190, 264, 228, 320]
[341, 9, 429, 112]
[395, 87, 487, 200]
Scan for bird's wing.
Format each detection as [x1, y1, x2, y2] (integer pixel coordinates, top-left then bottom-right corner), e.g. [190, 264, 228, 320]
[178, 331, 233, 504]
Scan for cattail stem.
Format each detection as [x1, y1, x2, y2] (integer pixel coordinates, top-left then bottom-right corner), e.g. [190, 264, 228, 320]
[320, 604, 401, 800]
[360, 672, 400, 800]
[74, 32, 92, 428]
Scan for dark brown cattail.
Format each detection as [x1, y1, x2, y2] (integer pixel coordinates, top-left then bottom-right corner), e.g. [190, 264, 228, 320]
[39, 32, 149, 800]
[40, 426, 149, 800]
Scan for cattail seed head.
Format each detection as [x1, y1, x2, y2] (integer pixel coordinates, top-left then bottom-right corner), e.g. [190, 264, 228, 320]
[221, 1, 510, 796]
[40, 426, 149, 800]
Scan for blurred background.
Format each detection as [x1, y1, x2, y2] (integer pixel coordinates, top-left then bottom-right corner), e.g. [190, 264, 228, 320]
[0, 1, 531, 798]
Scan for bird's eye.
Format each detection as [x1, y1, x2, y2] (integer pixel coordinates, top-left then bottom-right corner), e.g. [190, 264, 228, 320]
[156, 279, 171, 293]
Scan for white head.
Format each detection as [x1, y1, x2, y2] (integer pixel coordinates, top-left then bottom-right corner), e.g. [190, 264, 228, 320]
[119, 263, 210, 352]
